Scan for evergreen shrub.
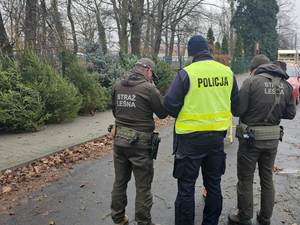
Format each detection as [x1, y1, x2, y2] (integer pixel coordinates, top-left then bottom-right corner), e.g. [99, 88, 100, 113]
[19, 52, 82, 123]
[86, 50, 138, 89]
[0, 59, 46, 132]
[154, 60, 175, 94]
[63, 53, 109, 114]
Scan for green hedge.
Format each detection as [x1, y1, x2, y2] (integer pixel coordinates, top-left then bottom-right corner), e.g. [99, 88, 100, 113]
[19, 52, 82, 123]
[154, 60, 175, 94]
[85, 49, 174, 95]
[86, 52, 138, 89]
[0, 59, 47, 132]
[0, 51, 176, 132]
[63, 53, 109, 114]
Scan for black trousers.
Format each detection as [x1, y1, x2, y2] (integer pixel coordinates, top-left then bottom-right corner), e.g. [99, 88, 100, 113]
[173, 137, 226, 225]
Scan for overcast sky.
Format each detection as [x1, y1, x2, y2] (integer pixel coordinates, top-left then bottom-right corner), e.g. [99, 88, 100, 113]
[295, 0, 300, 14]
[294, 0, 300, 29]
[292, 0, 300, 48]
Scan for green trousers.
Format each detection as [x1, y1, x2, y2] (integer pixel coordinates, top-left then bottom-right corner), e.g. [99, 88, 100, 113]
[237, 139, 278, 223]
[111, 141, 154, 225]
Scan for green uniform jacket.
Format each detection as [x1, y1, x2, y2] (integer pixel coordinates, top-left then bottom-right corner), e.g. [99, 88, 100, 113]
[112, 71, 168, 133]
[237, 63, 296, 126]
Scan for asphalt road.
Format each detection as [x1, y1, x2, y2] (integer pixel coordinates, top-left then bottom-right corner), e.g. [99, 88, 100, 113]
[0, 108, 299, 225]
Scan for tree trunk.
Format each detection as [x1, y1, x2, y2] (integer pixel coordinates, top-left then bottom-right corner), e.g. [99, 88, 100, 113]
[164, 3, 170, 59]
[0, 11, 13, 56]
[94, 0, 107, 54]
[153, 0, 166, 57]
[51, 0, 66, 74]
[149, 0, 155, 55]
[51, 0, 65, 49]
[111, 0, 121, 52]
[40, 0, 47, 55]
[182, 42, 187, 65]
[120, 0, 129, 56]
[143, 0, 151, 56]
[111, 0, 129, 56]
[15, 1, 26, 52]
[229, 0, 234, 57]
[167, 24, 176, 61]
[164, 28, 169, 59]
[177, 32, 182, 69]
[24, 0, 38, 50]
[130, 0, 144, 56]
[14, 17, 21, 52]
[67, 0, 78, 54]
[120, 3, 129, 56]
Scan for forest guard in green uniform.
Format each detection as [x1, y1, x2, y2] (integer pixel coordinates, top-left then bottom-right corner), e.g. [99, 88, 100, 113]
[110, 58, 168, 225]
[228, 55, 296, 225]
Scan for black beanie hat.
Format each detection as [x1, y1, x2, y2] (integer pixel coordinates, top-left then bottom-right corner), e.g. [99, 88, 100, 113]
[188, 35, 209, 57]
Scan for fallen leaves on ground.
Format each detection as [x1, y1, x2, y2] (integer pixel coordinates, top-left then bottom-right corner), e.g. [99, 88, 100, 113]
[0, 134, 113, 197]
[273, 165, 283, 173]
[0, 117, 173, 210]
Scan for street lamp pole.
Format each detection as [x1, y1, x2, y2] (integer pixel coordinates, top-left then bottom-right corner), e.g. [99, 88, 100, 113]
[295, 32, 299, 64]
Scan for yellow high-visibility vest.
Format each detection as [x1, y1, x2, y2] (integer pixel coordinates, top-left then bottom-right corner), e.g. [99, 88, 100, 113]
[175, 60, 233, 134]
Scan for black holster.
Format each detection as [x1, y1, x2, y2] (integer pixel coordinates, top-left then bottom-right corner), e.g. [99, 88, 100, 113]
[244, 127, 256, 146]
[236, 124, 255, 146]
[279, 126, 284, 141]
[150, 132, 161, 160]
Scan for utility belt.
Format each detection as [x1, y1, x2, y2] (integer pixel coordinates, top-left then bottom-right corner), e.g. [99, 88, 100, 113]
[108, 125, 161, 159]
[236, 123, 284, 145]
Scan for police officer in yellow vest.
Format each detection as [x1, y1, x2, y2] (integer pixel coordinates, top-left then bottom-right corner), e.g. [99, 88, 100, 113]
[164, 35, 239, 225]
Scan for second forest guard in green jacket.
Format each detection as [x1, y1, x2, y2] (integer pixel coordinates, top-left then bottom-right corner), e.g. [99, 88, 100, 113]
[228, 55, 296, 225]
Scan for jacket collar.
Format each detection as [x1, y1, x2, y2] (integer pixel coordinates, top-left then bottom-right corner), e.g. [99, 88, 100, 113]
[192, 51, 214, 63]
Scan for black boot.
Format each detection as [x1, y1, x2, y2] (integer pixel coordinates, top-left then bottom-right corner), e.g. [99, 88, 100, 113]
[228, 212, 252, 225]
[114, 215, 129, 225]
[256, 211, 271, 225]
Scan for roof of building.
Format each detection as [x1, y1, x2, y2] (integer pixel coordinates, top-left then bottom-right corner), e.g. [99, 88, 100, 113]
[278, 50, 300, 54]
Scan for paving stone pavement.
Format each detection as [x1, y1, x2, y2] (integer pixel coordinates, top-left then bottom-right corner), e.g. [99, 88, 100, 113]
[0, 111, 114, 171]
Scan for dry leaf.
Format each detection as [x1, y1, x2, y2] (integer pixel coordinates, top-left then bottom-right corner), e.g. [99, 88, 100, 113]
[273, 165, 283, 173]
[4, 170, 12, 175]
[2, 186, 12, 194]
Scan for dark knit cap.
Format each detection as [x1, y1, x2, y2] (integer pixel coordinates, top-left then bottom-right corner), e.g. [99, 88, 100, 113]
[250, 54, 270, 71]
[187, 35, 209, 57]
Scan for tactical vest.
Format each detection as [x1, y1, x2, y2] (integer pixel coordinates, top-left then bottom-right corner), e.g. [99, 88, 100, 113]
[175, 60, 233, 134]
